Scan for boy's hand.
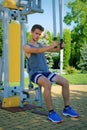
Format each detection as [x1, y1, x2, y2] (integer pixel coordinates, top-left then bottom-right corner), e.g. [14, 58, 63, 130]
[60, 39, 65, 49]
[52, 41, 58, 48]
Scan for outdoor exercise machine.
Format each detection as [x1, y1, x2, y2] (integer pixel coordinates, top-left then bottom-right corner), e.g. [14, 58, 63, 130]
[0, 0, 43, 108]
[0, 0, 64, 108]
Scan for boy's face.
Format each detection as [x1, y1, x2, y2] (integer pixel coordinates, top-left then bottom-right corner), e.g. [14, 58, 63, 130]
[31, 29, 42, 42]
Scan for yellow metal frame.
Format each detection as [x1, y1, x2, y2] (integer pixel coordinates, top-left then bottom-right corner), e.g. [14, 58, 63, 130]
[2, 96, 20, 108]
[4, 0, 22, 10]
[8, 23, 21, 82]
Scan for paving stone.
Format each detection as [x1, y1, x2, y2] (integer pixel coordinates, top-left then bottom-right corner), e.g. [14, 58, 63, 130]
[0, 85, 87, 130]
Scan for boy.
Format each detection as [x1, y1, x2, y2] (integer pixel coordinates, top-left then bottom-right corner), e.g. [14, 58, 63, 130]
[23, 24, 79, 123]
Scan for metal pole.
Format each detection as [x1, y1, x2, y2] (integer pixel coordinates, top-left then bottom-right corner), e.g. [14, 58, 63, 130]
[52, 0, 57, 40]
[20, 22, 26, 90]
[58, 0, 64, 74]
[3, 8, 9, 97]
[20, 21, 26, 107]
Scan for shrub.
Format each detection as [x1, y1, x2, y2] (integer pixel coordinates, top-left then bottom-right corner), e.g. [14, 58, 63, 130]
[65, 65, 77, 74]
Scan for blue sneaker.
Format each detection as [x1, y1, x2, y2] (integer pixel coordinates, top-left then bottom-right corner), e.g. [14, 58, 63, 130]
[48, 111, 63, 123]
[63, 107, 79, 117]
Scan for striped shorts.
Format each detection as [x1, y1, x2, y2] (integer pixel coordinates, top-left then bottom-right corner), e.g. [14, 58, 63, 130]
[31, 72, 56, 84]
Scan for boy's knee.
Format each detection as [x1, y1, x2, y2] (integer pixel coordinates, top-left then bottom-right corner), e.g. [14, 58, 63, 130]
[63, 79, 69, 87]
[44, 80, 51, 87]
[60, 78, 69, 88]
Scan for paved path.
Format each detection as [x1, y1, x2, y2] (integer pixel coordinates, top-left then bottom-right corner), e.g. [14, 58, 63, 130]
[0, 85, 87, 130]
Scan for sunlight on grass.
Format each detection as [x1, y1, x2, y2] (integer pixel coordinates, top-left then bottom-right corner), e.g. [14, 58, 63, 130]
[61, 72, 87, 85]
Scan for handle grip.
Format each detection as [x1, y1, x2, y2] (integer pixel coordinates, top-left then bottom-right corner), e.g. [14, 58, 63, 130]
[53, 37, 57, 41]
[60, 39, 64, 49]
[53, 37, 57, 48]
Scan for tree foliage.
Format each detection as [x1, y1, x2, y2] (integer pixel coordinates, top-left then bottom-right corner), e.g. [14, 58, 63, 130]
[78, 42, 87, 72]
[26, 32, 31, 43]
[63, 29, 71, 68]
[64, 0, 87, 68]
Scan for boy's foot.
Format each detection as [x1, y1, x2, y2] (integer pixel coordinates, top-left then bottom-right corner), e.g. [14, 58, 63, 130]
[48, 111, 63, 123]
[63, 107, 79, 118]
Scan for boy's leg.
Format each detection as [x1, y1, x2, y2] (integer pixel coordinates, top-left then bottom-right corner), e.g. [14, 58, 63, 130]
[37, 75, 63, 123]
[37, 75, 53, 111]
[52, 74, 79, 117]
[51, 74, 70, 106]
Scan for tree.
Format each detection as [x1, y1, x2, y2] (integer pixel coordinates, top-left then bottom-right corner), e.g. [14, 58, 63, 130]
[26, 32, 32, 42]
[64, 0, 87, 68]
[78, 42, 87, 72]
[63, 29, 71, 68]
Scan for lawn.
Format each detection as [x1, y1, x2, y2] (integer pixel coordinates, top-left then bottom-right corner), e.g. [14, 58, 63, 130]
[61, 72, 87, 85]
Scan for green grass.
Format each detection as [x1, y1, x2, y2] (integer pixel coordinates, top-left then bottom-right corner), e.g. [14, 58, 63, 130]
[61, 72, 87, 85]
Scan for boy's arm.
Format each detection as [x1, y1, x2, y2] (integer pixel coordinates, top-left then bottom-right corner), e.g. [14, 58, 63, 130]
[47, 41, 64, 52]
[23, 42, 58, 54]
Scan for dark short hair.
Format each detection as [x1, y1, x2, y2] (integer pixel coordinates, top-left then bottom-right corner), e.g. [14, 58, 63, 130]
[31, 24, 44, 32]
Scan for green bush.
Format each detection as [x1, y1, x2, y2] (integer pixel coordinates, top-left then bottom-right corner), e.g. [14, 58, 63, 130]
[65, 65, 77, 74]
